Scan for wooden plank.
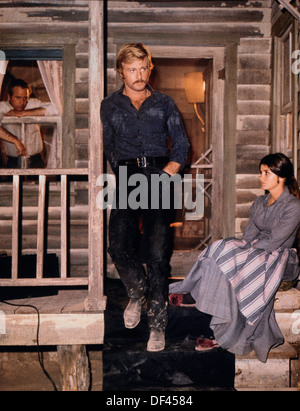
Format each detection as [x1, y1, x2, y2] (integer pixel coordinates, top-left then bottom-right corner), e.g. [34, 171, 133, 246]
[62, 44, 76, 168]
[0, 313, 104, 346]
[0, 168, 88, 176]
[60, 290, 88, 313]
[108, 8, 267, 24]
[36, 175, 46, 279]
[61, 175, 68, 279]
[223, 42, 238, 238]
[0, 290, 87, 314]
[11, 175, 20, 280]
[84, 0, 106, 312]
[0, 278, 88, 287]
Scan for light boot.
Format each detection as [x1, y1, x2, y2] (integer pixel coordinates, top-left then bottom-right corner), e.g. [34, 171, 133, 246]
[147, 329, 165, 352]
[123, 297, 146, 329]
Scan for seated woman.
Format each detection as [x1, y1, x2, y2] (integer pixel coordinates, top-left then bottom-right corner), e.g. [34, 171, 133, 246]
[169, 153, 300, 362]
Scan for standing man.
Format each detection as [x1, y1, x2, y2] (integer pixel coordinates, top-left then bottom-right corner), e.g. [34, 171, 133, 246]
[101, 43, 190, 352]
[0, 78, 58, 168]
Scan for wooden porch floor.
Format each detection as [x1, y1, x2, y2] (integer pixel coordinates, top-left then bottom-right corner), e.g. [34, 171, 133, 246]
[0, 289, 104, 346]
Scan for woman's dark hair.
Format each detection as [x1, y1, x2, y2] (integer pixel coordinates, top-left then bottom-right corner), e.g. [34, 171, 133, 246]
[259, 152, 300, 199]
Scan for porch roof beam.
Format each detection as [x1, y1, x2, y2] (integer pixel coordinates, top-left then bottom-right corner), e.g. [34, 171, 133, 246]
[277, 0, 300, 21]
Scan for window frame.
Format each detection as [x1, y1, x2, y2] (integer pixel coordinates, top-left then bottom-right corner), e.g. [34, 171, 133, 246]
[0, 32, 77, 168]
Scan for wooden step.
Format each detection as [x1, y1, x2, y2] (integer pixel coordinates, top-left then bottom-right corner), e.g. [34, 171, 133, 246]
[274, 287, 300, 312]
[235, 343, 298, 390]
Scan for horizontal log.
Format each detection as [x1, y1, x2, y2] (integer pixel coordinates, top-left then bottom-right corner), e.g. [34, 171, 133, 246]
[236, 144, 269, 158]
[76, 68, 88, 84]
[75, 114, 88, 130]
[239, 38, 271, 54]
[108, 8, 267, 24]
[76, 129, 89, 144]
[238, 54, 271, 69]
[236, 189, 262, 204]
[236, 174, 262, 189]
[0, 313, 104, 346]
[237, 85, 271, 101]
[237, 101, 270, 115]
[236, 159, 265, 174]
[0, 1, 89, 7]
[235, 217, 250, 234]
[237, 130, 270, 145]
[237, 115, 270, 131]
[108, 23, 270, 38]
[238, 68, 272, 85]
[76, 98, 89, 114]
[236, 203, 252, 218]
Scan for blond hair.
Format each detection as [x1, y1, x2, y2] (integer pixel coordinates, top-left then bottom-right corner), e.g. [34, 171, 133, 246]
[116, 43, 154, 75]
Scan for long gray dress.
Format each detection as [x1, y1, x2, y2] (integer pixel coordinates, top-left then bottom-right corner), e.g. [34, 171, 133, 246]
[169, 187, 300, 362]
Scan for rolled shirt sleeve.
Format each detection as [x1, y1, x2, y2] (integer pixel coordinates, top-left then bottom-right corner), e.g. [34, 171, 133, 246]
[28, 99, 59, 116]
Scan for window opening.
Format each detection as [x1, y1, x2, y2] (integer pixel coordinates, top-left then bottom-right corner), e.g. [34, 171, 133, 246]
[0, 50, 62, 169]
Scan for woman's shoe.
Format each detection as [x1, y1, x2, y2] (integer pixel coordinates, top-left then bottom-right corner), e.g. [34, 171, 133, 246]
[147, 329, 165, 352]
[195, 337, 219, 351]
[123, 297, 146, 329]
[168, 293, 196, 307]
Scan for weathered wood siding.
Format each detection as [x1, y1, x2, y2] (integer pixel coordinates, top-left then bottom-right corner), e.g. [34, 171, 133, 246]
[235, 35, 271, 236]
[0, 1, 277, 244]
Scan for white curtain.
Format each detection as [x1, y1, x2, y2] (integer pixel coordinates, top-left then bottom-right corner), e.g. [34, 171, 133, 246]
[37, 60, 63, 114]
[37, 60, 63, 168]
[0, 60, 8, 94]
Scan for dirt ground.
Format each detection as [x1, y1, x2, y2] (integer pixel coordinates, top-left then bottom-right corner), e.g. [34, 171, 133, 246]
[0, 346, 103, 391]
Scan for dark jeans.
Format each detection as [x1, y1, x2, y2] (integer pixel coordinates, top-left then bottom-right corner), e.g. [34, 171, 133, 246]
[108, 164, 177, 331]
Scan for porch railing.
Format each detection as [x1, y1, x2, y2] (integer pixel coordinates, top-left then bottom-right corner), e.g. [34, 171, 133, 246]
[0, 167, 106, 311]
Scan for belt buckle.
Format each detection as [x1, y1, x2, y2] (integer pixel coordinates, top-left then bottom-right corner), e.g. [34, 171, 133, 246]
[137, 156, 147, 168]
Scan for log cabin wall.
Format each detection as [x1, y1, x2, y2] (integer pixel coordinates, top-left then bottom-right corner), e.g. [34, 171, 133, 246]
[105, 0, 273, 239]
[0, 0, 293, 255]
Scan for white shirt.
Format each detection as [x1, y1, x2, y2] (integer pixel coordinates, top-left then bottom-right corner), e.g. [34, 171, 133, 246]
[0, 99, 58, 157]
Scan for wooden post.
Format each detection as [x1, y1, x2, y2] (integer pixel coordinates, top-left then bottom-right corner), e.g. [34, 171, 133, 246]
[60, 175, 68, 279]
[57, 345, 90, 391]
[85, 0, 106, 311]
[36, 174, 46, 279]
[11, 175, 20, 279]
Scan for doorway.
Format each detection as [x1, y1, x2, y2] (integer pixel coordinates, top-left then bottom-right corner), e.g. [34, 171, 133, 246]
[150, 57, 213, 250]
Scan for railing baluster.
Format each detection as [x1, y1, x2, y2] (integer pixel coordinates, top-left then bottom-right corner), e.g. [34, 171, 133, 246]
[61, 175, 68, 279]
[0, 169, 89, 287]
[36, 175, 46, 279]
[11, 175, 20, 279]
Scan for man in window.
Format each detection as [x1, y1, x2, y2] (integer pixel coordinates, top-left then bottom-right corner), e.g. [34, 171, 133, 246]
[0, 78, 58, 168]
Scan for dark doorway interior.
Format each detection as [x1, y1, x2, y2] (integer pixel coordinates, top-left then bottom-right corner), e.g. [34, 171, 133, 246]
[150, 58, 212, 250]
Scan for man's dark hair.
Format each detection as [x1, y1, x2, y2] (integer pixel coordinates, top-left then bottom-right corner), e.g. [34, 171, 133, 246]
[8, 79, 31, 97]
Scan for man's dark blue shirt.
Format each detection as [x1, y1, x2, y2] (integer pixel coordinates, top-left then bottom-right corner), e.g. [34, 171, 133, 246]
[100, 85, 190, 172]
